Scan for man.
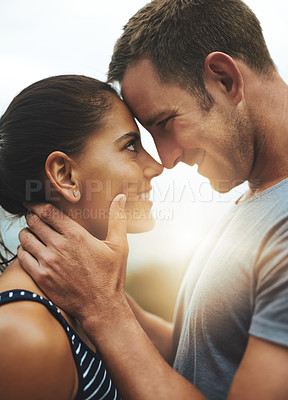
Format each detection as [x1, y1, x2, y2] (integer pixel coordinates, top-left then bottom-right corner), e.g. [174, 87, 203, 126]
[18, 0, 288, 398]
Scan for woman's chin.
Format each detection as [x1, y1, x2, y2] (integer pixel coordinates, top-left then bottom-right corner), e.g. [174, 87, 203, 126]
[126, 216, 155, 234]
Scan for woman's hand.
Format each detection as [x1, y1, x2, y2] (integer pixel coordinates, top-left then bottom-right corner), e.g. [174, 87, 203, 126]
[17, 194, 128, 324]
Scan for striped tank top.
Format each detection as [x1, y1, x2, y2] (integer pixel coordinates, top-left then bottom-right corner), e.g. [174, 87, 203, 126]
[0, 289, 121, 400]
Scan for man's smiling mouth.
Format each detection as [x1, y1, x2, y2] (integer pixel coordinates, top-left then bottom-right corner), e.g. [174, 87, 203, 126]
[196, 150, 205, 166]
[137, 191, 151, 200]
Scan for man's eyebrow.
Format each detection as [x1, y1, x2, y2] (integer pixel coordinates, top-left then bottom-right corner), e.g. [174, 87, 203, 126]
[145, 111, 169, 128]
[114, 132, 140, 143]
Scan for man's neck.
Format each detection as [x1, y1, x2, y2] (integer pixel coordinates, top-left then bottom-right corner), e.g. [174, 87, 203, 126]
[244, 69, 288, 197]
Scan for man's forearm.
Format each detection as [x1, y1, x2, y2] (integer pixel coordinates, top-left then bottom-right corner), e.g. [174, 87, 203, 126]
[82, 302, 206, 400]
[17, 201, 206, 398]
[126, 293, 173, 363]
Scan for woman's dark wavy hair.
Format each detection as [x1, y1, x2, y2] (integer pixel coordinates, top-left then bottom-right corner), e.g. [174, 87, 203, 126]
[0, 75, 118, 271]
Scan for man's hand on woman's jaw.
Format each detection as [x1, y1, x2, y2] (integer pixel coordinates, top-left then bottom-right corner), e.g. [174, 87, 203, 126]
[17, 194, 129, 324]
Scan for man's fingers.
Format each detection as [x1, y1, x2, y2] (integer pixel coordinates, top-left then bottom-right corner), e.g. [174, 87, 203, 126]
[106, 194, 128, 246]
[19, 228, 47, 257]
[17, 245, 54, 290]
[17, 245, 40, 277]
[24, 203, 82, 236]
[25, 212, 60, 246]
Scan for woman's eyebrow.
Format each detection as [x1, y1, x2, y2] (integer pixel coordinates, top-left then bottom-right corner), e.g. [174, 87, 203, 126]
[114, 132, 140, 143]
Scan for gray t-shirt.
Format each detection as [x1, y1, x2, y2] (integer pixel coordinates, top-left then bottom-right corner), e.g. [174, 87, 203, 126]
[172, 178, 288, 400]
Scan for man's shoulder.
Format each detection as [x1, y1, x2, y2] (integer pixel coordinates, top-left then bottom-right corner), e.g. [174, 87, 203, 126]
[231, 178, 288, 232]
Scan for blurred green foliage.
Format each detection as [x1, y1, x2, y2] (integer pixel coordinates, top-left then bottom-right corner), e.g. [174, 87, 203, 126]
[126, 263, 187, 322]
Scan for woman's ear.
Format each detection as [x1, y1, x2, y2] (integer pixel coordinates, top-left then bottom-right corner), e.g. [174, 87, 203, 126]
[45, 151, 81, 203]
[204, 52, 244, 105]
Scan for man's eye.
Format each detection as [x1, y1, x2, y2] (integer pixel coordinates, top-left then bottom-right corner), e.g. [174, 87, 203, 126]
[157, 115, 175, 127]
[157, 118, 169, 127]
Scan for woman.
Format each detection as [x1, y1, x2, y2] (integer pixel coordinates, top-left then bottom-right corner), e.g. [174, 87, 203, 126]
[0, 75, 163, 400]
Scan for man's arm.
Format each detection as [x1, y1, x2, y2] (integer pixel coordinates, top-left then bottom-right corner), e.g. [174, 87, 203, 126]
[18, 199, 288, 399]
[229, 335, 288, 400]
[126, 293, 173, 363]
[80, 305, 288, 400]
[81, 299, 206, 400]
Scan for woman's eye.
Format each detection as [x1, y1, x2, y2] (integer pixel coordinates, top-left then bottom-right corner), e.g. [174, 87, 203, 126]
[125, 140, 138, 152]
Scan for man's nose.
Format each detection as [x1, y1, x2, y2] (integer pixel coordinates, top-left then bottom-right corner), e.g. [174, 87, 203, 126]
[155, 137, 183, 169]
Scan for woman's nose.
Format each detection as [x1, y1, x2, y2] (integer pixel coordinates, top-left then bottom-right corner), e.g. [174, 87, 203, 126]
[143, 152, 164, 179]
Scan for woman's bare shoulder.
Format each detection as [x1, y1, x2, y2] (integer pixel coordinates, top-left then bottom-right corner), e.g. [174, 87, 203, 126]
[0, 294, 78, 400]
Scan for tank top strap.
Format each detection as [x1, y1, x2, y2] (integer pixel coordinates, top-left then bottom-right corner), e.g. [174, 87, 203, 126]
[0, 288, 64, 321]
[0, 288, 121, 400]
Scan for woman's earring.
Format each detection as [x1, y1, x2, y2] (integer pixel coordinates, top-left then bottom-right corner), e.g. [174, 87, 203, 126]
[73, 190, 79, 198]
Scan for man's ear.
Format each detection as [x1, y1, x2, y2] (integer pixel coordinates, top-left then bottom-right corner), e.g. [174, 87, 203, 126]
[45, 151, 81, 203]
[204, 52, 244, 105]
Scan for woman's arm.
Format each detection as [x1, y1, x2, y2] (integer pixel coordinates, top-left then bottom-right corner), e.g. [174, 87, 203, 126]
[0, 301, 78, 400]
[126, 293, 173, 363]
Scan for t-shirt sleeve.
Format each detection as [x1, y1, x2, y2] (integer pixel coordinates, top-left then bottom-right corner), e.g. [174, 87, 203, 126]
[249, 222, 288, 348]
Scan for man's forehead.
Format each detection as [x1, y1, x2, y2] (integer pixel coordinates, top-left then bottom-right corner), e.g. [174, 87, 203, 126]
[121, 58, 163, 93]
[120, 58, 193, 127]
[121, 91, 172, 128]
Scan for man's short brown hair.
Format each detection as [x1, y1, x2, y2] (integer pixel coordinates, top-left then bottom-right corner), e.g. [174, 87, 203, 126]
[108, 0, 275, 108]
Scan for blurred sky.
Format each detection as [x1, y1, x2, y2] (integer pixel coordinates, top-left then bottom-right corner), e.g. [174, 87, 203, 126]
[0, 0, 287, 275]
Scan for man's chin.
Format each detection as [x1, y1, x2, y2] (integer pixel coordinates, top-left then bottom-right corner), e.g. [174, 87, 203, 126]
[209, 178, 245, 194]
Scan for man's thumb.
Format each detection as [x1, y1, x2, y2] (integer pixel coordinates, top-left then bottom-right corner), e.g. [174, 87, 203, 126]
[106, 194, 127, 245]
